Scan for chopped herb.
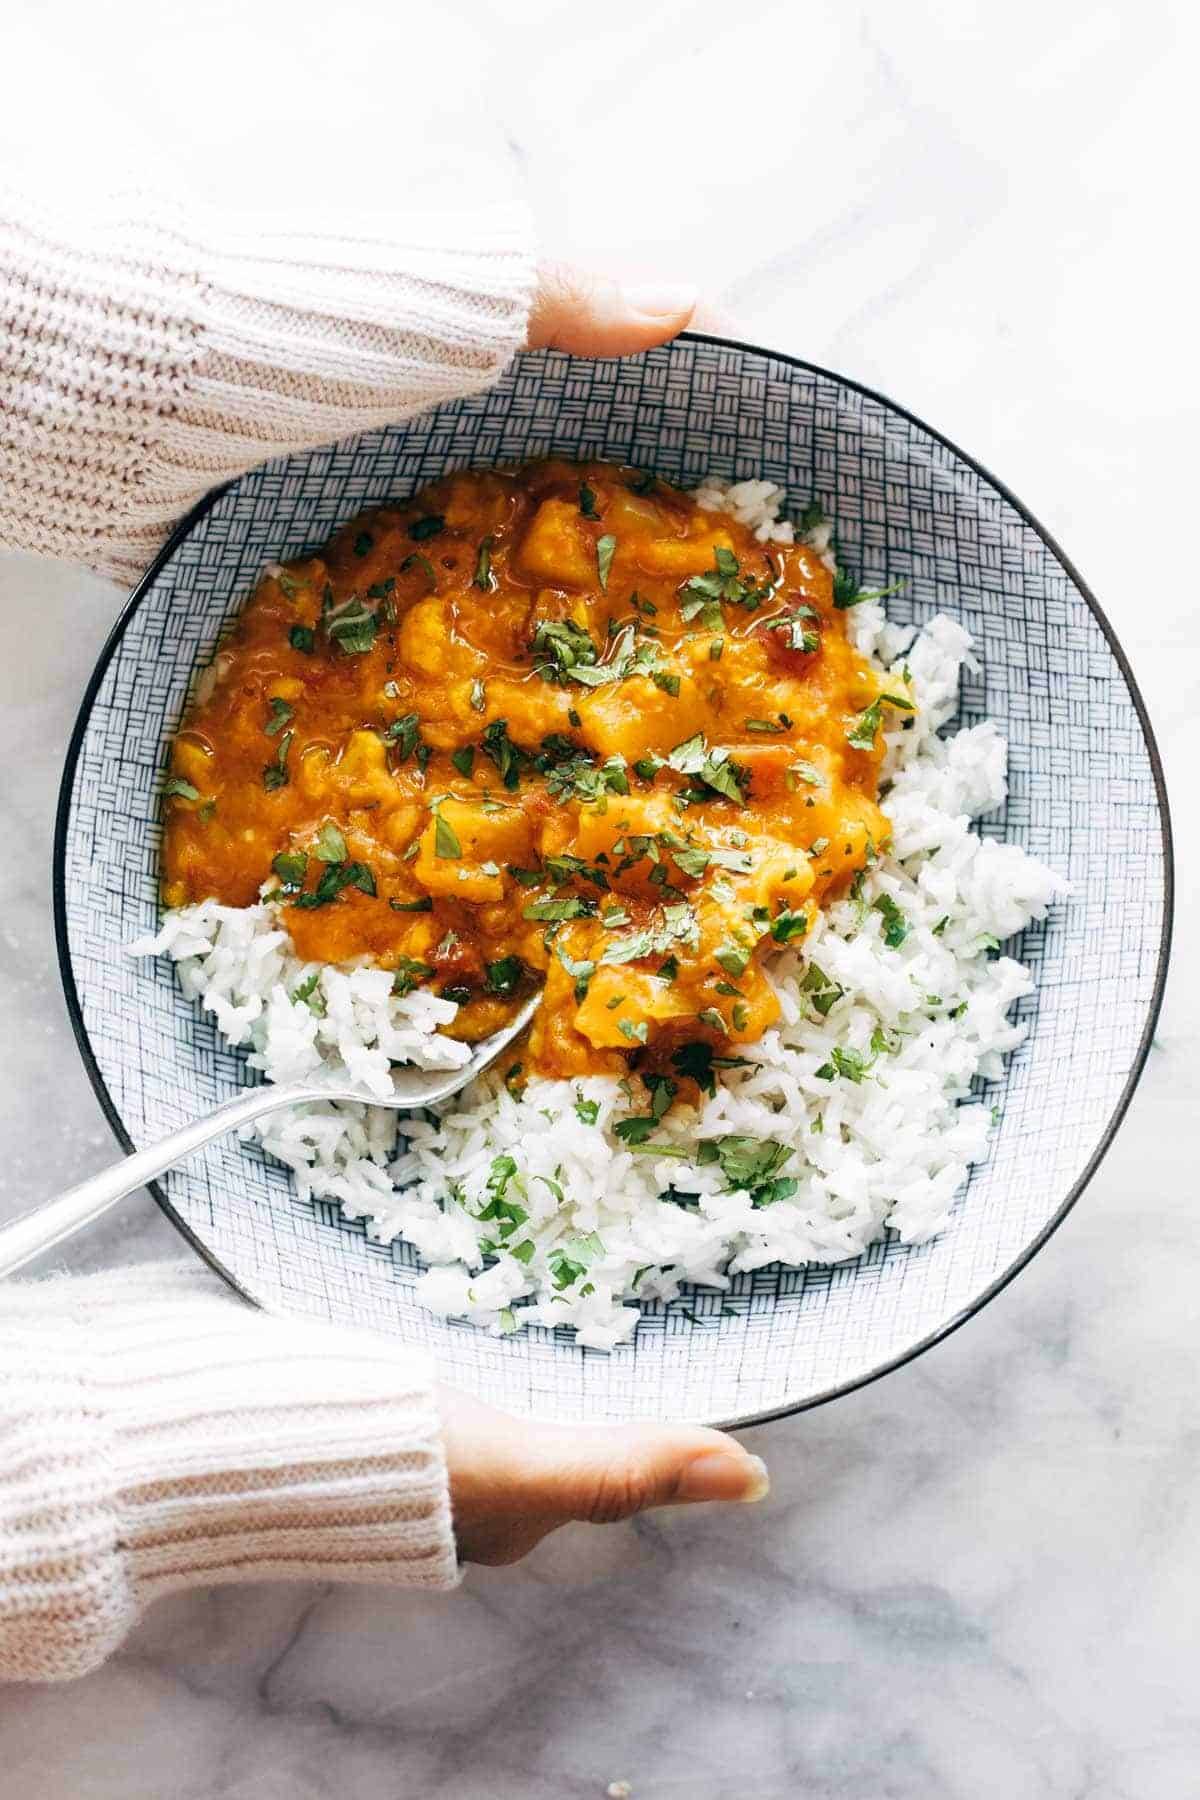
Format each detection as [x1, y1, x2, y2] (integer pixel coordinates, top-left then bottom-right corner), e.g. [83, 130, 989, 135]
[652, 670, 681, 697]
[744, 717, 787, 735]
[263, 731, 293, 791]
[408, 514, 444, 541]
[574, 1095, 600, 1125]
[833, 573, 906, 611]
[314, 822, 347, 863]
[548, 1230, 604, 1289]
[272, 850, 307, 889]
[480, 719, 522, 790]
[874, 893, 909, 949]
[596, 533, 617, 591]
[353, 530, 373, 557]
[532, 617, 600, 682]
[579, 483, 599, 519]
[710, 637, 724, 661]
[434, 813, 461, 859]
[292, 858, 375, 908]
[289, 625, 315, 653]
[800, 961, 844, 1017]
[815, 1045, 870, 1083]
[368, 579, 396, 600]
[473, 535, 494, 590]
[770, 907, 809, 945]
[163, 776, 200, 801]
[599, 928, 655, 966]
[845, 691, 916, 750]
[389, 895, 433, 912]
[451, 746, 475, 778]
[628, 470, 656, 495]
[617, 1018, 648, 1044]
[614, 1115, 656, 1146]
[696, 1134, 797, 1206]
[715, 941, 752, 978]
[932, 914, 950, 936]
[385, 713, 422, 762]
[327, 598, 378, 656]
[401, 552, 437, 587]
[392, 957, 435, 996]
[755, 606, 820, 653]
[557, 946, 596, 1001]
[671, 1041, 716, 1095]
[264, 696, 294, 736]
[290, 969, 325, 1014]
[679, 545, 772, 625]
[523, 896, 590, 923]
[699, 750, 746, 806]
[486, 956, 523, 996]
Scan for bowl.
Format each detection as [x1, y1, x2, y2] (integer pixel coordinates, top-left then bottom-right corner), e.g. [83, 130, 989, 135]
[54, 334, 1172, 1425]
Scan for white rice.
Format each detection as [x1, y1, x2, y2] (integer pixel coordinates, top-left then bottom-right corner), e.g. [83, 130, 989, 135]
[132, 479, 1067, 1350]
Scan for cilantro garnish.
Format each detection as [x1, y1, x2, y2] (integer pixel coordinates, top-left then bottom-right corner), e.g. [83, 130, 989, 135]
[327, 598, 378, 656]
[845, 691, 916, 750]
[874, 893, 909, 949]
[271, 850, 307, 890]
[486, 956, 522, 996]
[313, 822, 347, 863]
[434, 813, 461, 859]
[481, 719, 523, 790]
[263, 732, 292, 791]
[264, 697, 294, 736]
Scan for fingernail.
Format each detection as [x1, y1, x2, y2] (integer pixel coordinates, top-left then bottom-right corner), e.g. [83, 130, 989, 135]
[676, 1451, 770, 1505]
[622, 281, 698, 319]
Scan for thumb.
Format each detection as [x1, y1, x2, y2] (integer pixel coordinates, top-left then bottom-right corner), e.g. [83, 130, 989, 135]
[535, 1419, 770, 1525]
[527, 260, 697, 357]
[438, 1385, 769, 1566]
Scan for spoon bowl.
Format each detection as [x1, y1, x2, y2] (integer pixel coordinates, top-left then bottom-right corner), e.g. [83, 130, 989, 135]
[0, 990, 541, 1280]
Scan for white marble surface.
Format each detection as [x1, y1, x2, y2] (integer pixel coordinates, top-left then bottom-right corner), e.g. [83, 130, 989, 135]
[1, 0, 1196, 1793]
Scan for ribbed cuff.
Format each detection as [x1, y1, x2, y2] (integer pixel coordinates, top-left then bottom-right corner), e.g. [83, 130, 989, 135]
[0, 1264, 458, 1681]
[0, 178, 537, 582]
[93, 1270, 461, 1601]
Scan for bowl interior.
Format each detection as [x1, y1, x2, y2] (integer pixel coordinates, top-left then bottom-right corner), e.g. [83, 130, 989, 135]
[57, 338, 1169, 1424]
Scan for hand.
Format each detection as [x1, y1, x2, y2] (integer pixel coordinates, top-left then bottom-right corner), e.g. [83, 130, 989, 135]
[527, 260, 698, 359]
[438, 1383, 769, 1566]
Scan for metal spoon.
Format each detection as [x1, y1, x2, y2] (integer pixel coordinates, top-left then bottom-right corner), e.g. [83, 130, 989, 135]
[0, 991, 541, 1280]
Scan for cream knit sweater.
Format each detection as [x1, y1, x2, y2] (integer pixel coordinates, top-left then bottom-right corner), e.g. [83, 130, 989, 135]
[0, 180, 536, 1683]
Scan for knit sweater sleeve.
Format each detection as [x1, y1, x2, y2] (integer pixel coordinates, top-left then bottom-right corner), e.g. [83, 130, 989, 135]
[0, 180, 535, 583]
[0, 1261, 459, 1684]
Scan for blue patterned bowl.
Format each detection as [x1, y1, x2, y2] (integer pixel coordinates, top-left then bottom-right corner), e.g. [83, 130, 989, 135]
[54, 336, 1172, 1424]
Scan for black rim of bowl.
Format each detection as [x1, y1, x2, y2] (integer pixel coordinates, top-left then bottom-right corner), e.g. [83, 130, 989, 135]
[52, 333, 1176, 1428]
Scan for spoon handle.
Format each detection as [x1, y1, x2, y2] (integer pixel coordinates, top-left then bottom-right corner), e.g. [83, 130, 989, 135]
[0, 1083, 313, 1279]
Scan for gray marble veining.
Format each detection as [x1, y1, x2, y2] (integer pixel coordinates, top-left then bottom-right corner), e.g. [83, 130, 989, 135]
[0, 0, 1194, 1794]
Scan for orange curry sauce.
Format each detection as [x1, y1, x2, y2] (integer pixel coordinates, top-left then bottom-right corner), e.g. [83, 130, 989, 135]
[163, 460, 905, 1081]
